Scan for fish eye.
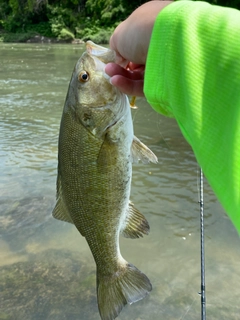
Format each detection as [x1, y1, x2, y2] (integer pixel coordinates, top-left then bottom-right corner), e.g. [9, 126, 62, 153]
[78, 71, 89, 83]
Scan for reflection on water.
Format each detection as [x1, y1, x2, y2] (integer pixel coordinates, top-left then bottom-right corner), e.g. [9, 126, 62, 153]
[0, 43, 240, 320]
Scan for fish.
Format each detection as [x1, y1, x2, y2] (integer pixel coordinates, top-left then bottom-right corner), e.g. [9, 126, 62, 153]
[52, 41, 158, 320]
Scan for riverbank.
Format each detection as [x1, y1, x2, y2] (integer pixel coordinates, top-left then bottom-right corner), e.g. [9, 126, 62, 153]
[26, 34, 84, 44]
[0, 31, 85, 44]
[0, 29, 111, 44]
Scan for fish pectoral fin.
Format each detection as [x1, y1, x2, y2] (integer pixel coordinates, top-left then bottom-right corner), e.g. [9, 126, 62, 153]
[131, 135, 158, 164]
[52, 173, 74, 224]
[97, 134, 118, 170]
[97, 262, 152, 320]
[121, 201, 150, 239]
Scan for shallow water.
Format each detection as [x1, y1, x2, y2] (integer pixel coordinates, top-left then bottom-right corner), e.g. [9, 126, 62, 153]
[0, 43, 240, 320]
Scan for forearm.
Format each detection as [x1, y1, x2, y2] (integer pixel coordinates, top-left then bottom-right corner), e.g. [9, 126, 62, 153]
[145, 1, 240, 120]
[144, 1, 240, 231]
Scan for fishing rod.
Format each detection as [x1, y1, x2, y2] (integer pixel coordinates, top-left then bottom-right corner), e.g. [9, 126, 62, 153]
[199, 167, 206, 320]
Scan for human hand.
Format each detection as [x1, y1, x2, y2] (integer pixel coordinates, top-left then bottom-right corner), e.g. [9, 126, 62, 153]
[105, 1, 172, 96]
[109, 1, 172, 66]
[105, 62, 145, 96]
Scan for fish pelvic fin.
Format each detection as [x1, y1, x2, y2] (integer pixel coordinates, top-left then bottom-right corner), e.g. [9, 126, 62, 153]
[121, 201, 150, 238]
[52, 173, 74, 224]
[131, 136, 158, 164]
[52, 196, 74, 224]
[97, 262, 152, 320]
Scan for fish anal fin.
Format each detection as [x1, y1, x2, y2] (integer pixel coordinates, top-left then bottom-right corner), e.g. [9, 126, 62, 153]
[131, 136, 158, 164]
[121, 201, 150, 239]
[97, 262, 152, 320]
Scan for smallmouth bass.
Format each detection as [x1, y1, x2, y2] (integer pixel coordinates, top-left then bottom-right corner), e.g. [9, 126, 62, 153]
[53, 41, 157, 320]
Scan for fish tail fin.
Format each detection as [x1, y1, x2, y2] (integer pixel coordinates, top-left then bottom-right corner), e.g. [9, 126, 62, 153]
[97, 262, 152, 320]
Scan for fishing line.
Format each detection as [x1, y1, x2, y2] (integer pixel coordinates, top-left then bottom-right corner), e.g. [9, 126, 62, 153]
[178, 295, 197, 320]
[199, 167, 206, 320]
[148, 110, 207, 318]
[156, 116, 181, 163]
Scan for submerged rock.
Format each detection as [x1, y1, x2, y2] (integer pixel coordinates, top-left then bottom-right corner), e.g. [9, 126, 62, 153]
[0, 196, 53, 236]
[0, 249, 99, 320]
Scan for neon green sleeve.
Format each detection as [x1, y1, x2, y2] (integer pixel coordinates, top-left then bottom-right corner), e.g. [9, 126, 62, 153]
[144, 1, 240, 232]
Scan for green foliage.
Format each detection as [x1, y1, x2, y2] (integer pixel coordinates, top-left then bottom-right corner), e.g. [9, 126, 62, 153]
[26, 21, 53, 37]
[1, 0, 49, 32]
[0, 30, 37, 42]
[57, 27, 74, 40]
[9, 0, 19, 14]
[50, 16, 66, 37]
[77, 25, 113, 44]
[46, 4, 80, 39]
[0, 0, 240, 43]
[1, 14, 23, 32]
[85, 0, 126, 26]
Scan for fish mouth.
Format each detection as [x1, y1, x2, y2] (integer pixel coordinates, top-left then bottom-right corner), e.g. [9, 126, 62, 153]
[86, 41, 110, 56]
[91, 55, 107, 73]
[90, 55, 112, 83]
[86, 41, 116, 64]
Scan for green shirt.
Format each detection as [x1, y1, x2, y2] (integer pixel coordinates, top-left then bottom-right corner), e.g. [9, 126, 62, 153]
[144, 1, 240, 232]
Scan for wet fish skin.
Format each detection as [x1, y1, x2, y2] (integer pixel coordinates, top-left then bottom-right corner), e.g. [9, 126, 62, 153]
[53, 43, 157, 320]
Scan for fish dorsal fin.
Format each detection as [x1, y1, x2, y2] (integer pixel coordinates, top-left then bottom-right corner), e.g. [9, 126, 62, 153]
[121, 201, 150, 238]
[52, 173, 74, 225]
[131, 136, 158, 164]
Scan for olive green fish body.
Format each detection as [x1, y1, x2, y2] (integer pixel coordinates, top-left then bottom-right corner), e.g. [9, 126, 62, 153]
[53, 44, 157, 320]
[58, 91, 132, 266]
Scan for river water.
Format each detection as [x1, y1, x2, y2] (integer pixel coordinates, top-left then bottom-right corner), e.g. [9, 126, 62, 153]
[0, 43, 239, 320]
